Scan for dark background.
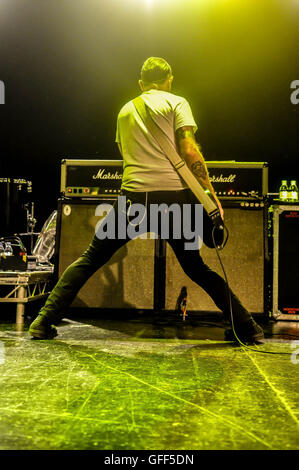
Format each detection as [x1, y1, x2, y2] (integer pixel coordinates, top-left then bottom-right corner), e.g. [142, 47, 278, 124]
[0, 0, 298, 232]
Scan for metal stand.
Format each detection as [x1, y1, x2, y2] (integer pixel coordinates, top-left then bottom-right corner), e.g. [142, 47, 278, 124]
[0, 270, 53, 325]
[154, 237, 166, 313]
[19, 202, 39, 254]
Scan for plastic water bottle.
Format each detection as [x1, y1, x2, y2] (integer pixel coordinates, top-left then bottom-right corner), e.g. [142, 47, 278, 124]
[279, 180, 288, 201]
[289, 180, 298, 202]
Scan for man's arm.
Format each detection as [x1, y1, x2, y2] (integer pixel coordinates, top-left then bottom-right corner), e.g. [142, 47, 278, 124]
[117, 143, 122, 156]
[175, 126, 224, 219]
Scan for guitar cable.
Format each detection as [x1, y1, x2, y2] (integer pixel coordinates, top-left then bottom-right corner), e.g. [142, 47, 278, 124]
[212, 225, 290, 356]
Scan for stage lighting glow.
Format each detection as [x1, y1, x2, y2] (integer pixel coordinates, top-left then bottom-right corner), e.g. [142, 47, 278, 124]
[145, 0, 155, 7]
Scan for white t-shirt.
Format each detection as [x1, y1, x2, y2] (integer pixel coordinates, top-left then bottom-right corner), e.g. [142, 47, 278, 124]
[115, 89, 198, 191]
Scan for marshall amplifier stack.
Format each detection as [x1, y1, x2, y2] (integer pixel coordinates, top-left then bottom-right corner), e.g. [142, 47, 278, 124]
[60, 159, 123, 198]
[57, 159, 269, 317]
[60, 159, 268, 201]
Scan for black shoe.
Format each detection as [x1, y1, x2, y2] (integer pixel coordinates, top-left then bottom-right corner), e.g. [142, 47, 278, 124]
[29, 314, 58, 340]
[225, 319, 264, 344]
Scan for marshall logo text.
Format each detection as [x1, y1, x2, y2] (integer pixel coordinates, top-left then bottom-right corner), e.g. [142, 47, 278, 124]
[210, 174, 236, 183]
[92, 169, 237, 183]
[93, 169, 122, 180]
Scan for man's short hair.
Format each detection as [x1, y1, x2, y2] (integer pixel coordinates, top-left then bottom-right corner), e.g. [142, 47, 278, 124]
[141, 57, 172, 84]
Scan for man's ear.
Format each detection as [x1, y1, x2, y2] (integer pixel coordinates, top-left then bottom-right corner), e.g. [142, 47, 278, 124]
[139, 80, 144, 91]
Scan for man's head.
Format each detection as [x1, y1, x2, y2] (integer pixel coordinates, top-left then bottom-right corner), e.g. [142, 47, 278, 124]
[139, 57, 173, 92]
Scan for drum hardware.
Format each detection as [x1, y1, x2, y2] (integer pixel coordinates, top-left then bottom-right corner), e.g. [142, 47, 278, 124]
[0, 177, 33, 238]
[32, 210, 57, 266]
[0, 236, 28, 271]
[18, 202, 39, 255]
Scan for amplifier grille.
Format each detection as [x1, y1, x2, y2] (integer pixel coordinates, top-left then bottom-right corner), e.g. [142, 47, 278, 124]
[57, 200, 155, 309]
[165, 204, 266, 314]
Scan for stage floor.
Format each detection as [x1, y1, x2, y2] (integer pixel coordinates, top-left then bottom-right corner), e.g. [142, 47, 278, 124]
[0, 313, 298, 451]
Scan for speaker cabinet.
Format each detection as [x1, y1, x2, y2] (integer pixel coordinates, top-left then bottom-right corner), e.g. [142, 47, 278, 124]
[165, 201, 268, 315]
[55, 198, 268, 316]
[56, 199, 155, 309]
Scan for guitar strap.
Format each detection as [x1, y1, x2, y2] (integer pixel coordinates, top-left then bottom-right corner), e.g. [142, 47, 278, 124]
[133, 96, 222, 227]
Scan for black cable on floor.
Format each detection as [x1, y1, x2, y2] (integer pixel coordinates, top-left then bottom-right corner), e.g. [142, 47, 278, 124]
[212, 225, 291, 356]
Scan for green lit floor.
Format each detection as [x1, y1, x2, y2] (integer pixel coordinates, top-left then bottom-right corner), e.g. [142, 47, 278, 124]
[0, 313, 298, 450]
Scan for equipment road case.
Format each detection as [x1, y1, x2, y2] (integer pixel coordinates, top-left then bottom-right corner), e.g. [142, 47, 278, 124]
[272, 204, 299, 321]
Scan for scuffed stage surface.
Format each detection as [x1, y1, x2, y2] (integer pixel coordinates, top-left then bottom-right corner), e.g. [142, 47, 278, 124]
[0, 315, 298, 450]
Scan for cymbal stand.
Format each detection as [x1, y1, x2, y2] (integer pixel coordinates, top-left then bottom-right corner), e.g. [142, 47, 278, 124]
[19, 202, 39, 254]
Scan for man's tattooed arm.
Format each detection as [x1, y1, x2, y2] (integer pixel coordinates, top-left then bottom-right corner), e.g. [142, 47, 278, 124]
[175, 126, 224, 218]
[190, 160, 209, 180]
[175, 126, 213, 192]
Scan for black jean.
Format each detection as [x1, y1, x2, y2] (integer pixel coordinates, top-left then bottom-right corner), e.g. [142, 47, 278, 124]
[41, 189, 251, 326]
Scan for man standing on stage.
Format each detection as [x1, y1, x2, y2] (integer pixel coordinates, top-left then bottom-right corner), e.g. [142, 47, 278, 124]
[29, 57, 264, 343]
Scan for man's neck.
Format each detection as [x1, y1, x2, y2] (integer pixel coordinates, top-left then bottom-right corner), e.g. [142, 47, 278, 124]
[143, 87, 171, 93]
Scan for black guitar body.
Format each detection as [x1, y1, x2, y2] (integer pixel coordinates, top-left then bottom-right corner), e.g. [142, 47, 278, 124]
[202, 209, 225, 249]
